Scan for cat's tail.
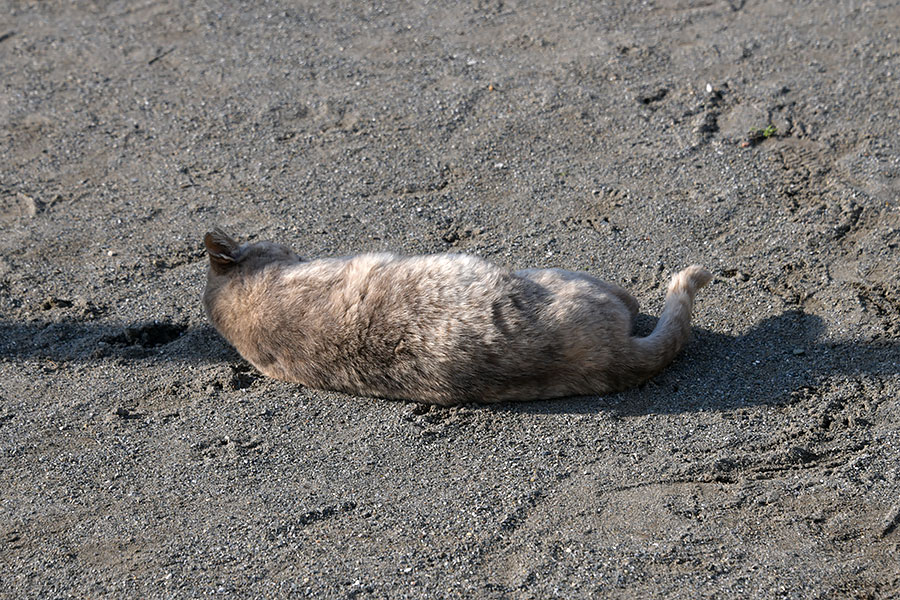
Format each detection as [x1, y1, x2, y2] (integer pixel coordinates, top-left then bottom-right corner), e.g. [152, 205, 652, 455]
[624, 265, 712, 386]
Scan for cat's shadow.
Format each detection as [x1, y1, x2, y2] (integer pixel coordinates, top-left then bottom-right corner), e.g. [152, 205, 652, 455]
[1, 310, 895, 415]
[0, 318, 241, 365]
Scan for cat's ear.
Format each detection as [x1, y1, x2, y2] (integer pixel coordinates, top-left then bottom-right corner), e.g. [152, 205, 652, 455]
[204, 227, 240, 273]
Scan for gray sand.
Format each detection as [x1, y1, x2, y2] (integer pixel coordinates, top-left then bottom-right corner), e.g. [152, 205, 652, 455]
[1, 1, 899, 598]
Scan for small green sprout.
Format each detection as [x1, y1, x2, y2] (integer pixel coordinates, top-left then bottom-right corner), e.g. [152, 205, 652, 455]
[749, 124, 777, 139]
[742, 124, 778, 147]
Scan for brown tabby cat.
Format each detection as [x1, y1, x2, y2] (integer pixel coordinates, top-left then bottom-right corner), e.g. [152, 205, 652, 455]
[203, 228, 712, 405]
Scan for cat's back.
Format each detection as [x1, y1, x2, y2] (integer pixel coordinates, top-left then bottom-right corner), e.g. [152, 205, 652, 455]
[274, 250, 524, 351]
[259, 251, 526, 398]
[280, 251, 510, 307]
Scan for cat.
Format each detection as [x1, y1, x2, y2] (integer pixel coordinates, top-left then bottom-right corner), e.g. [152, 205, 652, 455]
[203, 227, 712, 405]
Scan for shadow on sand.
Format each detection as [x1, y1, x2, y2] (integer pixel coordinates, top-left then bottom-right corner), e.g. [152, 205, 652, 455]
[0, 318, 238, 365]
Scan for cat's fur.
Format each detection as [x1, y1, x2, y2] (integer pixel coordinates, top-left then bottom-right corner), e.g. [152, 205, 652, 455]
[203, 228, 712, 405]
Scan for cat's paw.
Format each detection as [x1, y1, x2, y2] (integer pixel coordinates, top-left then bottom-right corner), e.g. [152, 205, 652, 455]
[669, 265, 713, 294]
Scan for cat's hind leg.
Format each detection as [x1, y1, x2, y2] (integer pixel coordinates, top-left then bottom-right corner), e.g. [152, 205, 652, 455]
[594, 280, 639, 318]
[515, 268, 639, 317]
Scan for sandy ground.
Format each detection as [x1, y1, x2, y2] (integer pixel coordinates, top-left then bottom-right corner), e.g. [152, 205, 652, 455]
[2, 1, 899, 598]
